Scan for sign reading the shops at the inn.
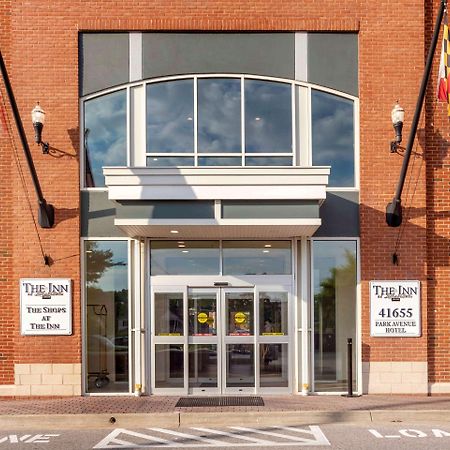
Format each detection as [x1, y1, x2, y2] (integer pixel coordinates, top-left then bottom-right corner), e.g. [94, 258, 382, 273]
[370, 280, 421, 337]
[20, 279, 72, 335]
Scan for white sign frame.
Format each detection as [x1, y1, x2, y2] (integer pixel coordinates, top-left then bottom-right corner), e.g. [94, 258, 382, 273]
[370, 280, 421, 337]
[20, 278, 72, 336]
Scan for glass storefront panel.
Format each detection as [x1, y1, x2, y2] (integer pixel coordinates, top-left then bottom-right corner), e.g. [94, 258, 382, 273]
[245, 156, 292, 166]
[198, 78, 241, 153]
[154, 293, 183, 336]
[313, 240, 357, 392]
[189, 292, 217, 336]
[155, 344, 184, 388]
[198, 156, 242, 166]
[150, 241, 220, 275]
[146, 79, 194, 153]
[85, 240, 129, 393]
[311, 90, 355, 187]
[147, 156, 195, 167]
[260, 343, 289, 387]
[189, 344, 218, 388]
[259, 291, 288, 336]
[226, 344, 255, 387]
[245, 79, 292, 153]
[225, 292, 254, 336]
[84, 90, 127, 187]
[222, 241, 292, 275]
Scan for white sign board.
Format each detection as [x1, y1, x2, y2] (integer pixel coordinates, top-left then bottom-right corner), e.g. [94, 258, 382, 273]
[20, 278, 72, 335]
[370, 280, 421, 337]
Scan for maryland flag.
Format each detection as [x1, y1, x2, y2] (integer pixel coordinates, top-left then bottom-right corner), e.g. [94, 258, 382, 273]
[438, 11, 450, 114]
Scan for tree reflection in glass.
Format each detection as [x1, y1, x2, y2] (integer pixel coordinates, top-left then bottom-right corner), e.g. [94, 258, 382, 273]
[85, 241, 129, 393]
[313, 241, 356, 392]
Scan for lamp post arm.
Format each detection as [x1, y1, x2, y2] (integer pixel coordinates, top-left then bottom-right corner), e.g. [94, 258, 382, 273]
[387, 0, 446, 227]
[0, 50, 54, 228]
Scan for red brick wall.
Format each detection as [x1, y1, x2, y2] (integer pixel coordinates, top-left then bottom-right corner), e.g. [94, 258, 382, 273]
[426, 0, 450, 383]
[1, 0, 440, 385]
[0, 0, 14, 384]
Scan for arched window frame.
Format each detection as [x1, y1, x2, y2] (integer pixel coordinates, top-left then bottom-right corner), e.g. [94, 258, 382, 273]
[80, 74, 359, 191]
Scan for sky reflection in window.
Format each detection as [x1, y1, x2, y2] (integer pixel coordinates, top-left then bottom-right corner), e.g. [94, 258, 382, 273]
[84, 90, 127, 187]
[245, 80, 292, 153]
[198, 78, 241, 153]
[311, 90, 355, 187]
[147, 79, 194, 153]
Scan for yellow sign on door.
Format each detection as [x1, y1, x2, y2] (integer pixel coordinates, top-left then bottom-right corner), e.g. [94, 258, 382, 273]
[197, 312, 208, 324]
[234, 312, 246, 324]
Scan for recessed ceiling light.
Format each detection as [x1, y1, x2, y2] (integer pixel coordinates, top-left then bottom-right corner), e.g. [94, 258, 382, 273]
[187, 117, 193, 121]
[170, 230, 179, 234]
[182, 250, 189, 253]
[178, 244, 186, 248]
[264, 244, 272, 248]
[153, 158, 158, 161]
[177, 241, 185, 244]
[263, 250, 270, 253]
[255, 117, 261, 121]
[85, 250, 93, 253]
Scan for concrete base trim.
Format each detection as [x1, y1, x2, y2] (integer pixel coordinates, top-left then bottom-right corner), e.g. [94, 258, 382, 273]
[428, 382, 450, 394]
[0, 364, 82, 397]
[363, 361, 428, 394]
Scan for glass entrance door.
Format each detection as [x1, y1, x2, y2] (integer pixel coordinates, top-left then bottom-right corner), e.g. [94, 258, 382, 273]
[151, 284, 291, 394]
[223, 290, 255, 393]
[188, 289, 219, 393]
[188, 288, 255, 394]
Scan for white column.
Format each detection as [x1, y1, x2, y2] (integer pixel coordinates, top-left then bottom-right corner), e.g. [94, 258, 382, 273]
[300, 237, 310, 394]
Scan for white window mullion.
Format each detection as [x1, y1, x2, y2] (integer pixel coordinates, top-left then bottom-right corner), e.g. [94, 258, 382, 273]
[126, 86, 131, 166]
[194, 76, 198, 167]
[291, 83, 296, 166]
[241, 76, 245, 167]
[131, 84, 146, 167]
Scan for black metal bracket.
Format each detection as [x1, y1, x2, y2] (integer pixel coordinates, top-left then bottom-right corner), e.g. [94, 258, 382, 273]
[386, 0, 446, 227]
[0, 50, 54, 228]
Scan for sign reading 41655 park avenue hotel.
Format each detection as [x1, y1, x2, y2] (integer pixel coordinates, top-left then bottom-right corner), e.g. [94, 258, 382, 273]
[370, 280, 421, 337]
[20, 279, 72, 335]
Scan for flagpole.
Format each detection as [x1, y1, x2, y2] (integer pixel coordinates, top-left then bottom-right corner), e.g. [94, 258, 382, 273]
[386, 0, 446, 227]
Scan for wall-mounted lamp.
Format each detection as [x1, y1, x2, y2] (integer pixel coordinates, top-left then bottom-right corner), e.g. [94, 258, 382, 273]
[390, 102, 405, 153]
[31, 103, 49, 154]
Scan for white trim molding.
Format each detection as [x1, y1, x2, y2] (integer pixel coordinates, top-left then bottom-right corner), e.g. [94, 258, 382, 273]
[103, 166, 330, 201]
[115, 218, 321, 239]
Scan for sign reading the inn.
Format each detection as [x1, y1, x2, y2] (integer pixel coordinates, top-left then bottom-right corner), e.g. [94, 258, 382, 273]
[20, 279, 72, 335]
[370, 280, 421, 337]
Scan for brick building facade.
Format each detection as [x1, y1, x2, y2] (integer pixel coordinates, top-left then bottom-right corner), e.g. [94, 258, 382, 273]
[0, 0, 448, 396]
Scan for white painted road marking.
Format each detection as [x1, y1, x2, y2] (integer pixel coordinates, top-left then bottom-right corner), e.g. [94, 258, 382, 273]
[0, 434, 59, 444]
[230, 425, 328, 444]
[190, 427, 275, 445]
[149, 427, 228, 446]
[369, 428, 450, 439]
[93, 426, 330, 448]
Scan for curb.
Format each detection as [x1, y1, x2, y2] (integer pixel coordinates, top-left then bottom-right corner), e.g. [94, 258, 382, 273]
[1, 410, 450, 430]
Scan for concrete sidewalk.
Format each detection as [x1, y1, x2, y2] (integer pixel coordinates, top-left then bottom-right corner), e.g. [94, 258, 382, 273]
[1, 395, 450, 429]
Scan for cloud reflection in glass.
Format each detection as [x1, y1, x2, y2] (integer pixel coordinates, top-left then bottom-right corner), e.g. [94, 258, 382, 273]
[245, 80, 292, 153]
[198, 78, 241, 153]
[311, 90, 355, 187]
[84, 90, 127, 187]
[147, 79, 194, 153]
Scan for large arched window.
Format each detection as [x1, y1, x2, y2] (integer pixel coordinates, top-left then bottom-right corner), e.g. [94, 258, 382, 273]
[82, 75, 357, 188]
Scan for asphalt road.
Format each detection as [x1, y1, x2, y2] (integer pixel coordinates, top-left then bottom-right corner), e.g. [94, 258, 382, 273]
[2, 422, 450, 449]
